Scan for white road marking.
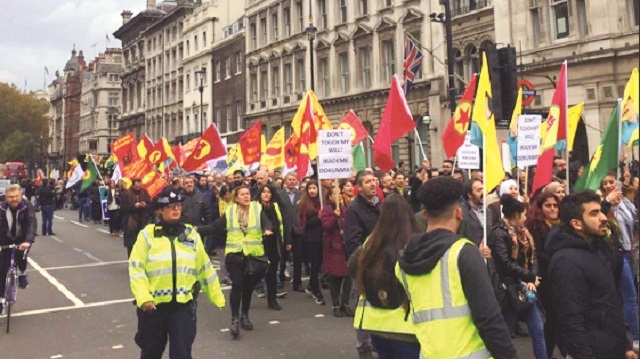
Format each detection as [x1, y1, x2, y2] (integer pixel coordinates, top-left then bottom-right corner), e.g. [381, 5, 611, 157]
[83, 252, 102, 262]
[220, 328, 229, 332]
[50, 236, 63, 243]
[12, 298, 133, 317]
[54, 215, 65, 220]
[70, 220, 88, 228]
[97, 228, 110, 235]
[50, 355, 63, 358]
[314, 314, 324, 318]
[27, 257, 85, 307]
[269, 320, 280, 324]
[40, 260, 128, 271]
[72, 247, 83, 252]
[111, 345, 123, 349]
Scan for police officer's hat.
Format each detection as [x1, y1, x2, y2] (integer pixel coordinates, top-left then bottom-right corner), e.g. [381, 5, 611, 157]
[153, 186, 184, 208]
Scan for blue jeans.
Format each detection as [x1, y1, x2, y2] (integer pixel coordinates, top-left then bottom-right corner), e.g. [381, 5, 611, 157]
[78, 197, 90, 221]
[620, 253, 639, 341]
[40, 204, 55, 235]
[370, 335, 420, 359]
[505, 304, 548, 359]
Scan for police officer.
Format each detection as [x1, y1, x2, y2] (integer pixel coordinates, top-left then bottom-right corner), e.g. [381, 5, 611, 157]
[129, 186, 225, 359]
[395, 177, 518, 359]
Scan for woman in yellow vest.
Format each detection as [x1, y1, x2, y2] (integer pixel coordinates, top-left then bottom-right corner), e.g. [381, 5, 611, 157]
[354, 194, 422, 359]
[129, 186, 225, 358]
[218, 185, 273, 339]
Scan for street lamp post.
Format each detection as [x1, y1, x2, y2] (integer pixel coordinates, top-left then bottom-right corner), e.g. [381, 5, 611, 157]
[195, 67, 207, 137]
[430, 0, 456, 111]
[306, 13, 317, 91]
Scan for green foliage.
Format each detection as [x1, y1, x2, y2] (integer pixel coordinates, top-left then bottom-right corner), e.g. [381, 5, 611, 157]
[0, 83, 50, 162]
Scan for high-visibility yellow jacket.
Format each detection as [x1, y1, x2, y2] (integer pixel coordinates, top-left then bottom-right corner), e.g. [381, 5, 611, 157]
[225, 201, 265, 257]
[260, 202, 284, 243]
[395, 238, 491, 359]
[129, 223, 225, 308]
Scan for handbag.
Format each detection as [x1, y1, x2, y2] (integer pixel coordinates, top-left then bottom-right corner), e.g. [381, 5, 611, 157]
[244, 255, 269, 277]
[505, 283, 533, 312]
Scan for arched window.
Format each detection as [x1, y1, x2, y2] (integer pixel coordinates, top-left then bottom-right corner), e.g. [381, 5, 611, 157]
[454, 49, 464, 95]
[464, 45, 479, 81]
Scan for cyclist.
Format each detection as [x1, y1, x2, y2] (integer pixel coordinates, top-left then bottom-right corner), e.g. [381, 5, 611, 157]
[0, 184, 36, 310]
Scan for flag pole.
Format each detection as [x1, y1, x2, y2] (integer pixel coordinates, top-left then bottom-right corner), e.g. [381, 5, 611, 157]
[414, 129, 428, 161]
[482, 113, 488, 249]
[617, 98, 623, 179]
[563, 61, 570, 194]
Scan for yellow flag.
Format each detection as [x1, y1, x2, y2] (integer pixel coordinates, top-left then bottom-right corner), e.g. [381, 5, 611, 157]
[622, 68, 639, 147]
[471, 52, 503, 195]
[226, 143, 245, 173]
[567, 102, 584, 151]
[261, 127, 285, 169]
[290, 90, 332, 159]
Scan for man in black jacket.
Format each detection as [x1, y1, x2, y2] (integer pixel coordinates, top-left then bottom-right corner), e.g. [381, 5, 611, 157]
[546, 190, 637, 359]
[38, 179, 57, 235]
[278, 173, 301, 289]
[397, 176, 517, 359]
[180, 178, 212, 231]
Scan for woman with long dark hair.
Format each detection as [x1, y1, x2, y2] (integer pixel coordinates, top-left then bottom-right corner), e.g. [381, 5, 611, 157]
[339, 179, 355, 206]
[525, 192, 561, 358]
[320, 184, 352, 317]
[490, 194, 547, 359]
[297, 180, 324, 305]
[355, 194, 422, 359]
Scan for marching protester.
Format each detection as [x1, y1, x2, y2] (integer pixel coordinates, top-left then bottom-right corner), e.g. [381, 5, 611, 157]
[180, 177, 213, 239]
[120, 178, 151, 258]
[298, 180, 324, 305]
[38, 179, 56, 236]
[278, 173, 302, 290]
[129, 186, 225, 358]
[396, 176, 517, 359]
[490, 194, 547, 358]
[88, 179, 102, 224]
[339, 179, 355, 206]
[106, 180, 121, 237]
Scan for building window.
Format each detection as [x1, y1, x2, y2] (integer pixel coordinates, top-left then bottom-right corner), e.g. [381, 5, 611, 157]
[339, 0, 348, 23]
[236, 101, 244, 130]
[339, 53, 349, 94]
[260, 18, 267, 46]
[296, 1, 304, 32]
[186, 40, 190, 56]
[236, 52, 243, 74]
[464, 45, 479, 82]
[194, 35, 198, 51]
[359, 47, 371, 90]
[551, 0, 569, 39]
[284, 63, 293, 95]
[297, 59, 306, 92]
[250, 74, 258, 103]
[250, 23, 257, 49]
[359, 0, 368, 15]
[382, 40, 395, 84]
[186, 73, 190, 91]
[272, 13, 279, 41]
[215, 61, 221, 82]
[382, 0, 393, 8]
[226, 58, 232, 79]
[108, 91, 120, 107]
[202, 31, 207, 47]
[272, 66, 280, 98]
[631, 0, 640, 27]
[261, 70, 268, 101]
[530, 7, 541, 45]
[319, 58, 330, 97]
[319, 0, 327, 30]
[576, 0, 588, 36]
[284, 8, 291, 36]
[454, 49, 464, 94]
[186, 115, 191, 134]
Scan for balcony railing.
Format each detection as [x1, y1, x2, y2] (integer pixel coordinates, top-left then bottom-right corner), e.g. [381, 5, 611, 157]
[452, 0, 490, 17]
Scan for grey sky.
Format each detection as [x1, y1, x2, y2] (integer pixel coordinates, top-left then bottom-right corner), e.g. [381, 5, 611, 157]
[0, 1, 145, 92]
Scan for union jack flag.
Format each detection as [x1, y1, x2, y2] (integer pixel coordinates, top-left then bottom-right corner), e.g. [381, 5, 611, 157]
[403, 37, 424, 96]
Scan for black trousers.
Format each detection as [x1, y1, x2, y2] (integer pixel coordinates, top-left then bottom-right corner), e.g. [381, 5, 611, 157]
[0, 247, 28, 296]
[291, 234, 303, 287]
[135, 302, 196, 359]
[226, 253, 261, 317]
[108, 209, 121, 233]
[264, 235, 280, 303]
[302, 241, 322, 295]
[328, 276, 352, 308]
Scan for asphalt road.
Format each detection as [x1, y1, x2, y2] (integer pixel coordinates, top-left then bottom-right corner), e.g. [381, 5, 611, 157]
[0, 209, 539, 359]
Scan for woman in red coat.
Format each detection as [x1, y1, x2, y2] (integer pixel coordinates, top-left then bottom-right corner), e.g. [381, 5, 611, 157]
[320, 185, 353, 318]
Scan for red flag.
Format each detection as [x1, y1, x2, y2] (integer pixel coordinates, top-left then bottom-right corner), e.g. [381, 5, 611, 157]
[297, 95, 315, 180]
[111, 132, 139, 166]
[137, 134, 154, 161]
[171, 144, 185, 166]
[148, 139, 169, 166]
[182, 124, 227, 172]
[372, 75, 416, 172]
[441, 74, 477, 158]
[238, 119, 262, 165]
[121, 157, 167, 199]
[284, 135, 300, 172]
[531, 61, 567, 196]
[337, 110, 369, 146]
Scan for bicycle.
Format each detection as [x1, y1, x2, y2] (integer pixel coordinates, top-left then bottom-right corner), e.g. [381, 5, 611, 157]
[1, 244, 27, 333]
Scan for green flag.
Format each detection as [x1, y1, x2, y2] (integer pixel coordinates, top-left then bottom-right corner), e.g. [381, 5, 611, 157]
[573, 103, 620, 191]
[352, 142, 367, 172]
[80, 155, 100, 192]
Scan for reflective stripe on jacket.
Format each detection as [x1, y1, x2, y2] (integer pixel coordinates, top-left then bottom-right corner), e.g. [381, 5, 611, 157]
[129, 223, 225, 308]
[225, 202, 265, 257]
[395, 238, 491, 359]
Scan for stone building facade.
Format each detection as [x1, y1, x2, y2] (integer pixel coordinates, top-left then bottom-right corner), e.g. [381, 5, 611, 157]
[48, 72, 66, 170]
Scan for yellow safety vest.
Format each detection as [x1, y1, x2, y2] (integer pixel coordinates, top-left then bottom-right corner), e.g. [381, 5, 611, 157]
[353, 239, 415, 337]
[129, 223, 226, 308]
[225, 201, 265, 257]
[395, 238, 491, 359]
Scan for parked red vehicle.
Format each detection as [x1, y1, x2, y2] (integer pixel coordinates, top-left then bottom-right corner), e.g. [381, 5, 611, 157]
[5, 162, 26, 180]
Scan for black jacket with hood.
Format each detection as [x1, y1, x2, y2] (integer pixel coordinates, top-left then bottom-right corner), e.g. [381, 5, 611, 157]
[397, 229, 518, 359]
[545, 226, 630, 359]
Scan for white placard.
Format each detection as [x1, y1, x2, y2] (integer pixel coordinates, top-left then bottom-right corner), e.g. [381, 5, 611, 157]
[317, 130, 351, 156]
[516, 114, 542, 168]
[317, 154, 352, 179]
[457, 132, 480, 170]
